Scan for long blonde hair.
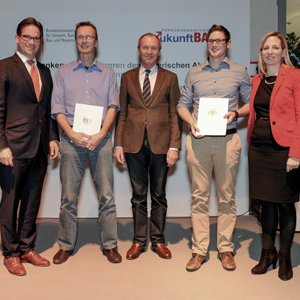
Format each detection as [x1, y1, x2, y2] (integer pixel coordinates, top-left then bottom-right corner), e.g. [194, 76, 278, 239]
[258, 31, 294, 75]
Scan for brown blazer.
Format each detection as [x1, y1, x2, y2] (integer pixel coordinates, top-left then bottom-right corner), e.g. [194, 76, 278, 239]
[114, 66, 181, 154]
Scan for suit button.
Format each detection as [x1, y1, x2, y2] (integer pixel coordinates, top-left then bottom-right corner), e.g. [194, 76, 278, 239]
[39, 119, 42, 122]
[272, 121, 276, 125]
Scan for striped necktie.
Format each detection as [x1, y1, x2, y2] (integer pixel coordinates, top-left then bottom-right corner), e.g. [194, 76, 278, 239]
[143, 69, 151, 104]
[27, 60, 40, 101]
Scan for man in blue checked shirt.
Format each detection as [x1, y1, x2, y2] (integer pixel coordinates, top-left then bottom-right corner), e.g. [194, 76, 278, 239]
[51, 21, 121, 265]
[177, 24, 251, 272]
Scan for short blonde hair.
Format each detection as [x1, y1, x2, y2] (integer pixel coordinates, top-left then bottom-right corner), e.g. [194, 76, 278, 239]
[258, 31, 294, 75]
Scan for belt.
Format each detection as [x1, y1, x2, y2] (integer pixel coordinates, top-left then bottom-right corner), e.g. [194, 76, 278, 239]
[225, 128, 236, 135]
[258, 117, 269, 120]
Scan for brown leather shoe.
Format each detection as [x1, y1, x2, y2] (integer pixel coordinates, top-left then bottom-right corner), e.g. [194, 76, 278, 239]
[53, 249, 74, 264]
[152, 243, 172, 259]
[220, 251, 236, 270]
[186, 253, 206, 271]
[20, 250, 50, 266]
[103, 247, 122, 263]
[5, 257, 26, 276]
[126, 243, 145, 260]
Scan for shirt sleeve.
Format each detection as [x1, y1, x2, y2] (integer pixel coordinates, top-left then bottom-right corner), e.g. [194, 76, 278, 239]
[239, 67, 251, 104]
[107, 68, 120, 110]
[177, 70, 194, 110]
[51, 67, 66, 117]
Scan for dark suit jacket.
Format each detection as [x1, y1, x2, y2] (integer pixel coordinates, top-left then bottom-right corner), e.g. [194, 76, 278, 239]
[114, 66, 181, 154]
[247, 64, 300, 159]
[0, 53, 58, 159]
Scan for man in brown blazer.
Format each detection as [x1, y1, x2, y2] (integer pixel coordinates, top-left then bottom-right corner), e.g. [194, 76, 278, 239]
[114, 33, 181, 260]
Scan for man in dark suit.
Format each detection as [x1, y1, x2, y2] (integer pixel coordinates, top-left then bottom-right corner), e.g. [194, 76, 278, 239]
[114, 33, 181, 260]
[0, 17, 59, 276]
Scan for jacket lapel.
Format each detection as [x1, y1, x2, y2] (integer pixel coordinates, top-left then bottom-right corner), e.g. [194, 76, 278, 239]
[270, 64, 286, 109]
[148, 67, 164, 107]
[133, 66, 165, 107]
[37, 62, 46, 102]
[132, 67, 144, 102]
[251, 75, 261, 104]
[13, 53, 38, 102]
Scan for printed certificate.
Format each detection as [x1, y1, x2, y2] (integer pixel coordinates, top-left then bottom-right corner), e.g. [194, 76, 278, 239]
[73, 103, 103, 135]
[196, 97, 229, 136]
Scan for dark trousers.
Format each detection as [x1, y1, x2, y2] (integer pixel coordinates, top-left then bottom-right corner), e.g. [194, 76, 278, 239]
[0, 143, 47, 258]
[125, 131, 169, 247]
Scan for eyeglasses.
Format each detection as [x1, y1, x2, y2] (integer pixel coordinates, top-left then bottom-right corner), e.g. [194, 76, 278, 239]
[19, 35, 41, 43]
[207, 39, 226, 45]
[76, 35, 96, 42]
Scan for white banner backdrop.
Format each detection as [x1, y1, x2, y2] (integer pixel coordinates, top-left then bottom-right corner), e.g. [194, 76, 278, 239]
[0, 0, 287, 220]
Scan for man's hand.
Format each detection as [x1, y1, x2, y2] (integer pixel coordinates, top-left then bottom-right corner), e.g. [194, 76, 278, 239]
[177, 107, 204, 139]
[69, 131, 90, 148]
[286, 157, 300, 172]
[224, 111, 236, 125]
[85, 131, 105, 151]
[49, 141, 59, 160]
[0, 148, 14, 167]
[114, 148, 125, 164]
[167, 149, 178, 167]
[190, 121, 205, 139]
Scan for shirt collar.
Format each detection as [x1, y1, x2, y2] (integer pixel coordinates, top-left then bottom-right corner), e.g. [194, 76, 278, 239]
[203, 56, 230, 70]
[16, 51, 37, 64]
[73, 57, 102, 72]
[140, 64, 158, 75]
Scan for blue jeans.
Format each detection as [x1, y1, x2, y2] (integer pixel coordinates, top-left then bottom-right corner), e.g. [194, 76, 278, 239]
[57, 131, 118, 250]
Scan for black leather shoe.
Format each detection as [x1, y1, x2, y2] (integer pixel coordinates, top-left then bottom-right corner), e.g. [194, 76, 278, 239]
[53, 249, 74, 264]
[103, 248, 122, 263]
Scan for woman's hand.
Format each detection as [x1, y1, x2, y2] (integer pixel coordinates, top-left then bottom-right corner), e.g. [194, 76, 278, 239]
[286, 157, 300, 172]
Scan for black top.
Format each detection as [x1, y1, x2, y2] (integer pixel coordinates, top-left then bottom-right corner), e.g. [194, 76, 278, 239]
[250, 76, 285, 150]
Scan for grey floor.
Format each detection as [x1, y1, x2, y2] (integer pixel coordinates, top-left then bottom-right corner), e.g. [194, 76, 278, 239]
[0, 216, 300, 300]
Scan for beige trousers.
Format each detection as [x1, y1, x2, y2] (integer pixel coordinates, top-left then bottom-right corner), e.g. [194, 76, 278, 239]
[186, 133, 242, 256]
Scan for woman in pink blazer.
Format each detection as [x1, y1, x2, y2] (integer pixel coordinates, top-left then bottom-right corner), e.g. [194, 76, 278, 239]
[247, 31, 300, 281]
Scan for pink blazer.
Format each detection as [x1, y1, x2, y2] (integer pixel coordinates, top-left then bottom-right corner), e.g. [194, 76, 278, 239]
[247, 64, 300, 159]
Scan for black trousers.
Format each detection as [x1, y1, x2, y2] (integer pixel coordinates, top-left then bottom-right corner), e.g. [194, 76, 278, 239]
[125, 131, 169, 247]
[0, 143, 48, 258]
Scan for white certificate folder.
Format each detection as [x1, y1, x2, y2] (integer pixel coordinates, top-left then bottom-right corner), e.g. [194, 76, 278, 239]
[197, 97, 229, 136]
[73, 103, 103, 135]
